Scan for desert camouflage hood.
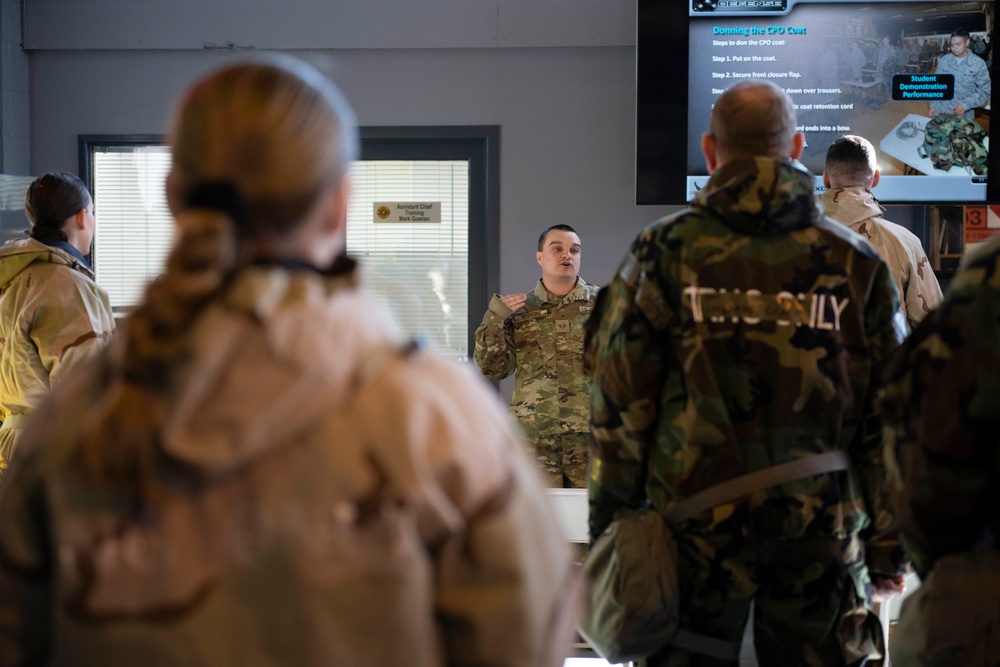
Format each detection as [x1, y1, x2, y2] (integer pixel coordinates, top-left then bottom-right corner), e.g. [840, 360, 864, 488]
[0, 237, 95, 288]
[820, 185, 884, 227]
[0, 264, 577, 667]
[693, 156, 821, 235]
[157, 260, 402, 476]
[820, 185, 943, 329]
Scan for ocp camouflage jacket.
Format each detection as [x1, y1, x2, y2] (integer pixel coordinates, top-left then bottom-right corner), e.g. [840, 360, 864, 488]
[586, 157, 907, 574]
[474, 278, 600, 441]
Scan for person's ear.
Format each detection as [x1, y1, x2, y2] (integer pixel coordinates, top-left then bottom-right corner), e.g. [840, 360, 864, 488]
[321, 175, 351, 237]
[790, 132, 805, 160]
[73, 208, 87, 230]
[822, 171, 832, 189]
[871, 169, 881, 188]
[165, 172, 183, 216]
[307, 176, 352, 267]
[701, 132, 719, 173]
[536, 250, 543, 267]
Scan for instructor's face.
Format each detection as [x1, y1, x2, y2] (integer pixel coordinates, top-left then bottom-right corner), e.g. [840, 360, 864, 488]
[536, 230, 582, 284]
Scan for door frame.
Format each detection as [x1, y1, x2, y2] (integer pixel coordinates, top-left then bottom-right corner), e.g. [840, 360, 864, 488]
[359, 126, 500, 357]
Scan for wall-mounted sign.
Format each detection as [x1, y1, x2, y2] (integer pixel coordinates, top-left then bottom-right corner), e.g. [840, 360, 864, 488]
[966, 205, 1000, 244]
[373, 202, 441, 224]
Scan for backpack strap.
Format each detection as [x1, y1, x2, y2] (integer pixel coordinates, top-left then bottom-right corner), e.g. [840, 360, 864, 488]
[665, 450, 850, 524]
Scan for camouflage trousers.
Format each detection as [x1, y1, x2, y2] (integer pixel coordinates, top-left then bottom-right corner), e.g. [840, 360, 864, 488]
[644, 532, 885, 667]
[527, 432, 588, 488]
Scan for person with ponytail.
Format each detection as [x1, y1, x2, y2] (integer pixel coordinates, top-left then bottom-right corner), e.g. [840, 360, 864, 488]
[0, 172, 115, 477]
[0, 56, 577, 666]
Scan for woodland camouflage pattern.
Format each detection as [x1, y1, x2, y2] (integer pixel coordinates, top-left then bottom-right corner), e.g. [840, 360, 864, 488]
[474, 278, 599, 487]
[920, 114, 988, 175]
[882, 233, 1000, 573]
[586, 157, 907, 666]
[881, 234, 1000, 666]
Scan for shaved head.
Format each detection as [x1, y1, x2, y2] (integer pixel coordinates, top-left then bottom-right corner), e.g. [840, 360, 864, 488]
[709, 80, 799, 159]
[825, 135, 878, 188]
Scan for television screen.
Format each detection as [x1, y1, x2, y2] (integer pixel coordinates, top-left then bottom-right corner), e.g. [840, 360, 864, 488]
[637, 0, 998, 205]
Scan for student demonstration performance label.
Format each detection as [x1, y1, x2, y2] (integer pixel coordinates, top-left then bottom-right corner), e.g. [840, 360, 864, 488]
[891, 74, 955, 101]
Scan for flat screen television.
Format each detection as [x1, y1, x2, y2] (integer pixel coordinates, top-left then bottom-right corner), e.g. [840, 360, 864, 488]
[637, 0, 999, 204]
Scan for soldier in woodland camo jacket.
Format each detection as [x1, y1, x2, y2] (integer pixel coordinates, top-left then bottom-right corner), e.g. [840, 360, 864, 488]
[585, 81, 909, 666]
[474, 224, 600, 488]
[881, 234, 1000, 667]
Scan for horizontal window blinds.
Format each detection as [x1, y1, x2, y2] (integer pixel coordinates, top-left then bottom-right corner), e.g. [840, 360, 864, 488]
[347, 160, 470, 360]
[92, 146, 173, 313]
[90, 145, 471, 360]
[0, 175, 36, 246]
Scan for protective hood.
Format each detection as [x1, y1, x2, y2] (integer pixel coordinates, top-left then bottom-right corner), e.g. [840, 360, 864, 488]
[693, 156, 821, 236]
[157, 262, 403, 476]
[819, 185, 885, 227]
[0, 237, 94, 288]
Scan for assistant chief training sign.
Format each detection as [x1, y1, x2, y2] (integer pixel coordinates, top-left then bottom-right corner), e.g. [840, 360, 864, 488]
[374, 202, 441, 224]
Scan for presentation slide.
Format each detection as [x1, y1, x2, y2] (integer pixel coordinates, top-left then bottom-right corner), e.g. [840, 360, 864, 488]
[686, 0, 992, 202]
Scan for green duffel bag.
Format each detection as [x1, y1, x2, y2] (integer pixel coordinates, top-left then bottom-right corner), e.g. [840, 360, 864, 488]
[891, 548, 1000, 667]
[579, 508, 680, 664]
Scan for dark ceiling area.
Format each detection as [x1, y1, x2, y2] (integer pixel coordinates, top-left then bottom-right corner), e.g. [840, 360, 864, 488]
[862, 1, 993, 38]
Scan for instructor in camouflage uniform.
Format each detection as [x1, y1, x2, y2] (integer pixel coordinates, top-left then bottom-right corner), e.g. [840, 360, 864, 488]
[930, 28, 991, 120]
[586, 81, 907, 665]
[881, 234, 1000, 666]
[474, 224, 600, 487]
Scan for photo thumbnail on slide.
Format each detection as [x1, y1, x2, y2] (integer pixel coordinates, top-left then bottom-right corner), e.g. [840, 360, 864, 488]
[687, 0, 993, 203]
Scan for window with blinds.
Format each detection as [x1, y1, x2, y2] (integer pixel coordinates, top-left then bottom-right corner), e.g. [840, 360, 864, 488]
[0, 175, 36, 245]
[91, 145, 173, 314]
[347, 160, 469, 360]
[86, 141, 472, 359]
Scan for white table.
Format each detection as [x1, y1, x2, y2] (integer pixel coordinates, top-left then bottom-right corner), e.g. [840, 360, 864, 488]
[840, 79, 881, 110]
[547, 488, 589, 543]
